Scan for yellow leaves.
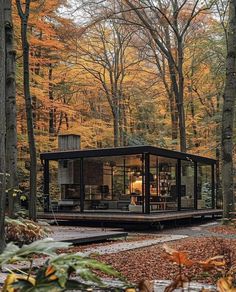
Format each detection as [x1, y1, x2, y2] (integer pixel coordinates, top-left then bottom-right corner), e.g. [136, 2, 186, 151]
[2, 273, 36, 292]
[198, 256, 226, 271]
[217, 276, 236, 292]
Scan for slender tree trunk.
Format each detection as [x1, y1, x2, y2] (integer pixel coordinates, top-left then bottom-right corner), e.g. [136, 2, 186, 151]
[16, 0, 37, 221]
[0, 0, 6, 252]
[119, 98, 124, 146]
[65, 113, 69, 130]
[56, 112, 63, 135]
[168, 59, 186, 152]
[177, 40, 187, 152]
[169, 90, 178, 141]
[5, 0, 18, 218]
[123, 101, 128, 146]
[113, 110, 119, 147]
[48, 64, 55, 139]
[188, 82, 198, 147]
[189, 97, 198, 147]
[221, 0, 236, 219]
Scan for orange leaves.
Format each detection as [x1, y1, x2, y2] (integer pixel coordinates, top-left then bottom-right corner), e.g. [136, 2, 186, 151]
[198, 256, 226, 271]
[163, 244, 230, 292]
[45, 265, 58, 281]
[168, 252, 193, 267]
[45, 265, 55, 277]
[163, 244, 225, 271]
[217, 277, 236, 292]
[163, 244, 193, 267]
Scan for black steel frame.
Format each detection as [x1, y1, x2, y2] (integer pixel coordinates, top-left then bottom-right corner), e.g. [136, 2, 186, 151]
[40, 145, 217, 213]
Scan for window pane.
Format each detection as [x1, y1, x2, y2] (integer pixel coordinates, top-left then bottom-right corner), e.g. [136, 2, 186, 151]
[198, 164, 212, 209]
[150, 156, 177, 212]
[181, 161, 194, 209]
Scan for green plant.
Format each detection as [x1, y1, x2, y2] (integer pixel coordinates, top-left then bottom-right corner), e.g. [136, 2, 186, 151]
[1, 238, 130, 292]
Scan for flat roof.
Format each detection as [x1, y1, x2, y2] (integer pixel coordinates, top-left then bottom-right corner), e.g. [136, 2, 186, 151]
[40, 145, 216, 164]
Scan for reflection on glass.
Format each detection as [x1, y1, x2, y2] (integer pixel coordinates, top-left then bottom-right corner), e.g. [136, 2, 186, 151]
[81, 155, 144, 212]
[198, 164, 212, 209]
[181, 161, 194, 209]
[150, 156, 177, 212]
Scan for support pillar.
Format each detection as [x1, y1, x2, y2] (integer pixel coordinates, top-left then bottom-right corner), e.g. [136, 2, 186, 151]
[144, 153, 150, 214]
[43, 159, 50, 212]
[80, 158, 84, 213]
[194, 162, 198, 210]
[212, 164, 215, 209]
[177, 159, 181, 211]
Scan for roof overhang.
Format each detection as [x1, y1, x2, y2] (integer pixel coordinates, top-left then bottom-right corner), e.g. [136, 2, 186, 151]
[40, 145, 216, 164]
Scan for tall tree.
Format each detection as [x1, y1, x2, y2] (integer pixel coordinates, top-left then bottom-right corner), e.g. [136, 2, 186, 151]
[16, 0, 37, 221]
[0, 0, 6, 252]
[5, 0, 18, 218]
[221, 0, 236, 219]
[122, 0, 213, 152]
[76, 21, 140, 147]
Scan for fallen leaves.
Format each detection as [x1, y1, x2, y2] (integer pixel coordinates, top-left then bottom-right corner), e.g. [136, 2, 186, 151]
[97, 237, 236, 285]
[208, 225, 236, 235]
[198, 256, 226, 271]
[163, 244, 194, 267]
[217, 276, 236, 292]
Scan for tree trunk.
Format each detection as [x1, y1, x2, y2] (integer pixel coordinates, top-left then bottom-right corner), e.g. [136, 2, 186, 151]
[221, 0, 236, 219]
[169, 90, 178, 141]
[168, 59, 186, 152]
[0, 0, 6, 252]
[48, 64, 55, 139]
[188, 82, 198, 148]
[16, 0, 37, 221]
[113, 110, 119, 147]
[119, 99, 124, 146]
[5, 0, 18, 218]
[123, 101, 128, 146]
[177, 39, 187, 152]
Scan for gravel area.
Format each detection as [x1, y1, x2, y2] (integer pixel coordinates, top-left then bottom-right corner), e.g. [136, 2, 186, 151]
[82, 234, 187, 256]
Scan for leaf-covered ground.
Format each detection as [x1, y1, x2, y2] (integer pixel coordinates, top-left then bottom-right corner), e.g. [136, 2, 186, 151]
[208, 225, 236, 235]
[56, 224, 236, 286]
[96, 236, 236, 285]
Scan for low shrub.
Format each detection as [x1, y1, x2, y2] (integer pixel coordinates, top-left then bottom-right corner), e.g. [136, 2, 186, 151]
[0, 238, 132, 292]
[5, 217, 51, 245]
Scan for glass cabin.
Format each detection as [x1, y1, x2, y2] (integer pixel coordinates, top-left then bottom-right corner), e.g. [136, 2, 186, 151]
[40, 145, 218, 214]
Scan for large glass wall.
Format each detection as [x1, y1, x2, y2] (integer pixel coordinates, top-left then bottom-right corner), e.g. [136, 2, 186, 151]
[181, 160, 195, 210]
[56, 154, 216, 213]
[197, 163, 213, 209]
[82, 155, 144, 212]
[150, 156, 178, 212]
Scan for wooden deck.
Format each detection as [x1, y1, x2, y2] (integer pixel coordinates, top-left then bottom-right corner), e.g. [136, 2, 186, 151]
[38, 209, 222, 224]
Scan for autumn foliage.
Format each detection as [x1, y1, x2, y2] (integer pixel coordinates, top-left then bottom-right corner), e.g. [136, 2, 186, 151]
[163, 243, 236, 292]
[11, 0, 225, 164]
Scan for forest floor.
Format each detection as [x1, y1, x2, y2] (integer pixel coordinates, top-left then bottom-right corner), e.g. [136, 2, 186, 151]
[2, 221, 236, 291]
[56, 221, 236, 287]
